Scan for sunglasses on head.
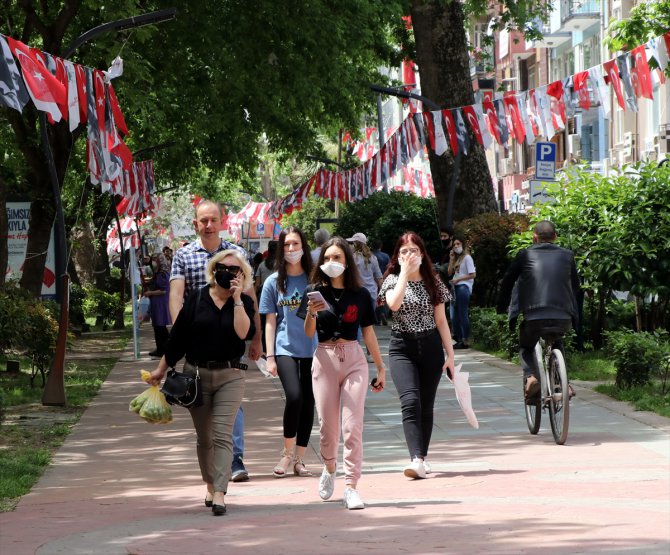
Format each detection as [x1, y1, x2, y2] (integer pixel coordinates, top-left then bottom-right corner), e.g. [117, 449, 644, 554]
[215, 264, 241, 275]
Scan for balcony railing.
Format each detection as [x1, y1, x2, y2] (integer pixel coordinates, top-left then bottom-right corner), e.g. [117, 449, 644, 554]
[561, 0, 600, 22]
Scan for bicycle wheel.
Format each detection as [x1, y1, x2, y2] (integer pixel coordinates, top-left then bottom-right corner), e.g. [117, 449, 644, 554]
[548, 349, 570, 445]
[524, 343, 543, 434]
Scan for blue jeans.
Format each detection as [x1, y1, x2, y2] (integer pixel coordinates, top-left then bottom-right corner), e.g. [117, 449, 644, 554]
[452, 285, 471, 343]
[232, 406, 244, 458]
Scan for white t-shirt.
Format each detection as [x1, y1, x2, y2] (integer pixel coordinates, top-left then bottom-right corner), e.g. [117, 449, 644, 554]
[454, 254, 476, 292]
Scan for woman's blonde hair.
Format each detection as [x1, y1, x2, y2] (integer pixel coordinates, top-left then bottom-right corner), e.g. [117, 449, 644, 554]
[205, 249, 253, 291]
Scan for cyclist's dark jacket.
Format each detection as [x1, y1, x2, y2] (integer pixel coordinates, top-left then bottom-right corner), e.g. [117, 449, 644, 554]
[496, 243, 580, 324]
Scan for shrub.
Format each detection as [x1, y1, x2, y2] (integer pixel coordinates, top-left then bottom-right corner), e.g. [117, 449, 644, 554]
[336, 191, 442, 259]
[605, 298, 636, 332]
[82, 288, 123, 330]
[23, 301, 59, 387]
[0, 285, 31, 354]
[470, 307, 519, 358]
[455, 213, 529, 307]
[605, 330, 669, 389]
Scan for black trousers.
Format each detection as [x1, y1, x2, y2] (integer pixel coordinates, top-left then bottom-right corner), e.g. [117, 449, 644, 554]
[152, 325, 169, 354]
[276, 356, 315, 447]
[388, 329, 445, 459]
[519, 319, 572, 378]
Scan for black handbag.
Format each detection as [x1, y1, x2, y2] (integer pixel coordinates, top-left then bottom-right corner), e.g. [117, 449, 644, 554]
[161, 367, 202, 408]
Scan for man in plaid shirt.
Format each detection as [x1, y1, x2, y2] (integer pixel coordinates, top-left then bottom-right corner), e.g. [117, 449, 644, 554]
[169, 200, 262, 483]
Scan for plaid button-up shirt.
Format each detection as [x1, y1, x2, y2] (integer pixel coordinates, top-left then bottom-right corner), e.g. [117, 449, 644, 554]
[170, 239, 246, 296]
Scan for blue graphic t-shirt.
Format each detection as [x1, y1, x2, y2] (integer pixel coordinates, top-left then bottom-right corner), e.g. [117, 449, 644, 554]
[259, 272, 317, 358]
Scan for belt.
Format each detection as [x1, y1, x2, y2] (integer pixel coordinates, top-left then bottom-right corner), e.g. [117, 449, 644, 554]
[391, 328, 437, 340]
[186, 359, 248, 370]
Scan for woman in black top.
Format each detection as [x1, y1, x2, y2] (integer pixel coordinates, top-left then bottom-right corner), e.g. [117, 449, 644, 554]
[379, 232, 455, 480]
[150, 249, 255, 516]
[299, 237, 385, 510]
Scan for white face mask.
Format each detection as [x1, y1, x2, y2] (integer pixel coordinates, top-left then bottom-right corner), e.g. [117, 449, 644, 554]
[454, 246, 463, 255]
[284, 249, 303, 264]
[320, 261, 345, 278]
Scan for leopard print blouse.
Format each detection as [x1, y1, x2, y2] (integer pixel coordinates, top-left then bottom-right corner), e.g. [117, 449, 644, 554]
[378, 274, 452, 333]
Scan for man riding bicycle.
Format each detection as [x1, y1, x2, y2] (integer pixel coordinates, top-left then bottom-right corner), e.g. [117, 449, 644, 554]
[496, 220, 580, 401]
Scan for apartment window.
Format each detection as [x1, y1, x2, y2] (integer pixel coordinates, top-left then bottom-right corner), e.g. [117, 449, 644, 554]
[583, 35, 601, 69]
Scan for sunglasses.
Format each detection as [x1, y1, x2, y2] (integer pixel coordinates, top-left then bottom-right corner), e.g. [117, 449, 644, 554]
[215, 264, 241, 275]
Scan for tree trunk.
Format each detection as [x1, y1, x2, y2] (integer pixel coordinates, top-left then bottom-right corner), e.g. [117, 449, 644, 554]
[411, 0, 497, 226]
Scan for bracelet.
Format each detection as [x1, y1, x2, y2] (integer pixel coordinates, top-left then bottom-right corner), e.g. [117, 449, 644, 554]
[267, 354, 275, 358]
[234, 301, 244, 306]
[308, 312, 317, 319]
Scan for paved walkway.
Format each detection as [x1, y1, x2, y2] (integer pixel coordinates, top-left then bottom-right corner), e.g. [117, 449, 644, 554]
[1, 326, 669, 554]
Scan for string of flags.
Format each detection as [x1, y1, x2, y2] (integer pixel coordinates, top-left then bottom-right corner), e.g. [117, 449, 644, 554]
[4, 30, 668, 230]
[0, 33, 158, 218]
[224, 30, 669, 228]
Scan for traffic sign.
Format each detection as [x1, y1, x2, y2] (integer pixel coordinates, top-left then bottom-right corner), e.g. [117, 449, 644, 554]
[535, 142, 556, 180]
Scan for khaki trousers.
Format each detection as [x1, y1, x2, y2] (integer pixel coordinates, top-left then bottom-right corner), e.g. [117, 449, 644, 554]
[184, 362, 245, 493]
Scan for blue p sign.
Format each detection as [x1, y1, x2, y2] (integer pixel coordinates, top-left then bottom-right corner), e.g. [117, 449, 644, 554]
[535, 142, 556, 180]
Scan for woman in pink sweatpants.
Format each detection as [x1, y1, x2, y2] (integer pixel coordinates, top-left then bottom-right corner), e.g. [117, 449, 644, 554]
[300, 236, 386, 510]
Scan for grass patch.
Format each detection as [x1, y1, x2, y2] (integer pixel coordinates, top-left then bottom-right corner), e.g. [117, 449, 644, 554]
[566, 350, 617, 381]
[0, 330, 129, 512]
[594, 383, 670, 418]
[0, 424, 73, 512]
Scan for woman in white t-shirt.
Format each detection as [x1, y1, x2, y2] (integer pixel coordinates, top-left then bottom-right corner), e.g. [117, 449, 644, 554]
[447, 237, 476, 349]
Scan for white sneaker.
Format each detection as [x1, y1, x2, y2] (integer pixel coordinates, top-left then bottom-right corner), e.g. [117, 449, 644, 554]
[342, 487, 365, 510]
[403, 457, 427, 479]
[318, 467, 336, 500]
[423, 458, 432, 474]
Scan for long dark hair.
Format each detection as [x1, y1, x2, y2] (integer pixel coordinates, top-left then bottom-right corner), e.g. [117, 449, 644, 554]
[264, 240, 277, 270]
[310, 236, 361, 291]
[276, 227, 312, 294]
[385, 231, 442, 305]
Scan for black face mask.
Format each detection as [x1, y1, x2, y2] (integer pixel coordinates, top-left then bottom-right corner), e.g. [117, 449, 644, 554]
[215, 270, 234, 289]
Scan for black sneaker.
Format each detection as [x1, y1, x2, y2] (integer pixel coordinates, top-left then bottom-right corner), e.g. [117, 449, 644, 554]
[231, 456, 249, 482]
[453, 342, 468, 350]
[148, 350, 163, 358]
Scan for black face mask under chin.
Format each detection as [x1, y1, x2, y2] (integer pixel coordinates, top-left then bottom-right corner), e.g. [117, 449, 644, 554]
[215, 270, 234, 289]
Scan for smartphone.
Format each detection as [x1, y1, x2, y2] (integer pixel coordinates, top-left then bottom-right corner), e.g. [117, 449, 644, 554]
[370, 378, 378, 387]
[306, 290, 327, 304]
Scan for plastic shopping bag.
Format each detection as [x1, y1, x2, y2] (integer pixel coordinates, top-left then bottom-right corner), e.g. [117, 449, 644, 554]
[446, 363, 479, 429]
[129, 370, 172, 424]
[138, 296, 151, 322]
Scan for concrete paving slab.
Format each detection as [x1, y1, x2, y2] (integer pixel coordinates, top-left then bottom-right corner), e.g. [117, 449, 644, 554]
[0, 326, 668, 554]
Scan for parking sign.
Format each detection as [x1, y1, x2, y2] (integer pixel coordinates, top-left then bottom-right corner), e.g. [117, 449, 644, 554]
[535, 142, 556, 180]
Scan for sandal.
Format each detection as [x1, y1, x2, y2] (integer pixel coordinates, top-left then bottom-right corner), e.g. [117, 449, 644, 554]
[273, 448, 293, 478]
[293, 456, 312, 477]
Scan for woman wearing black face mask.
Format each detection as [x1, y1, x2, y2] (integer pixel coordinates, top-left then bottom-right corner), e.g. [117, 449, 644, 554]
[149, 249, 255, 516]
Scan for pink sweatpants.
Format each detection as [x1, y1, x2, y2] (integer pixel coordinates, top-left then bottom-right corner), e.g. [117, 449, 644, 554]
[312, 340, 368, 487]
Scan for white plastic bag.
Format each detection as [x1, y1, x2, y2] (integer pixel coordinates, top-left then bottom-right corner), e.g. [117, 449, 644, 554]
[138, 296, 151, 322]
[446, 363, 479, 429]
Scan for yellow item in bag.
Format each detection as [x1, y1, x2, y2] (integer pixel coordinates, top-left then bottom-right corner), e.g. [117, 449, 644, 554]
[138, 385, 173, 424]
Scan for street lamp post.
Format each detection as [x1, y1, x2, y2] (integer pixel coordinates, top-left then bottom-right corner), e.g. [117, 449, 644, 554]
[41, 9, 177, 406]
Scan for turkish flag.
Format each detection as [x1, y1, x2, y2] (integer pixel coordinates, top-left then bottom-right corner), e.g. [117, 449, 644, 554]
[603, 59, 625, 110]
[7, 37, 66, 122]
[503, 93, 526, 144]
[462, 105, 483, 146]
[546, 81, 566, 131]
[74, 63, 87, 122]
[423, 111, 436, 151]
[442, 109, 459, 155]
[482, 99, 501, 144]
[573, 71, 591, 110]
[631, 45, 653, 100]
[108, 83, 128, 135]
[93, 69, 105, 135]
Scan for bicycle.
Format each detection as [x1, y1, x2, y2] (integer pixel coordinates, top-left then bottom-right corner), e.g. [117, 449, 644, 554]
[524, 332, 571, 445]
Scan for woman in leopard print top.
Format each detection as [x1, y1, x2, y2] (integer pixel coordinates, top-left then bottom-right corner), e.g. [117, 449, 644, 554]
[379, 231, 455, 480]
